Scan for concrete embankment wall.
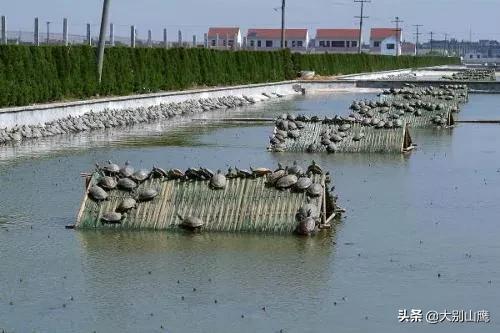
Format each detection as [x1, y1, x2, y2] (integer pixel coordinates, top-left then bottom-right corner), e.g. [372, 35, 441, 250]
[0, 80, 362, 128]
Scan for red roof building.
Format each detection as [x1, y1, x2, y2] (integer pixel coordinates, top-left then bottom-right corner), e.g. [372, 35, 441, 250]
[246, 29, 309, 50]
[315, 29, 361, 53]
[370, 28, 403, 55]
[206, 27, 241, 48]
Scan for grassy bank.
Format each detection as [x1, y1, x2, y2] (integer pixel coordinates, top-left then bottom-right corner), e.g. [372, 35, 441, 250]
[0, 45, 458, 108]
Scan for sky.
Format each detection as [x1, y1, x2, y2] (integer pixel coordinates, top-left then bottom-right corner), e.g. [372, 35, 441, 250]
[1, 0, 499, 43]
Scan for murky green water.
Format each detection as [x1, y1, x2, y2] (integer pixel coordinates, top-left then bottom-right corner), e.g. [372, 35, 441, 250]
[0, 92, 499, 333]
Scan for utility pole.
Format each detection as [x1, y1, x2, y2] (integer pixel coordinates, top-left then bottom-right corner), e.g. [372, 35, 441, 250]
[46, 21, 51, 44]
[281, 0, 286, 48]
[354, 0, 370, 54]
[413, 24, 423, 56]
[444, 33, 448, 55]
[429, 31, 434, 53]
[391, 16, 403, 56]
[97, 0, 111, 83]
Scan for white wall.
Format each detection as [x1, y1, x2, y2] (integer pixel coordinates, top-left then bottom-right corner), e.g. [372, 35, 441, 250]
[380, 36, 401, 56]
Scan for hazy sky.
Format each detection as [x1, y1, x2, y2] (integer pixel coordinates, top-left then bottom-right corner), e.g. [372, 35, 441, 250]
[1, 0, 499, 42]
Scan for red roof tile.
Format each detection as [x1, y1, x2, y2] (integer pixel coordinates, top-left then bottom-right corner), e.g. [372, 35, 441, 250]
[208, 27, 240, 38]
[370, 28, 401, 40]
[247, 29, 308, 39]
[316, 29, 360, 39]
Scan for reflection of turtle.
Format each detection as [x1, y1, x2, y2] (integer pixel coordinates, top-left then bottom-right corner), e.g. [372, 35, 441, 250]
[295, 217, 316, 235]
[89, 186, 108, 202]
[178, 214, 204, 230]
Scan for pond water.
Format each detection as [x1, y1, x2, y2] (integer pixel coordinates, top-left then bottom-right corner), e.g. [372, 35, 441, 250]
[0, 92, 499, 333]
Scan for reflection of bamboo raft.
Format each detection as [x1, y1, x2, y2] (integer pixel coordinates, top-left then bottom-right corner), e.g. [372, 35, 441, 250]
[271, 122, 412, 153]
[76, 172, 335, 234]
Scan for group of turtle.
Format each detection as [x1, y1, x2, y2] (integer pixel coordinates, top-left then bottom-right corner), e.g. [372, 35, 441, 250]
[87, 161, 162, 225]
[442, 69, 496, 82]
[381, 84, 468, 104]
[0, 95, 254, 145]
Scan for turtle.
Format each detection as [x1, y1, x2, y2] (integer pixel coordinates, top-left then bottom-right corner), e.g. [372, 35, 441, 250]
[119, 161, 135, 178]
[307, 183, 323, 197]
[101, 212, 123, 225]
[307, 161, 323, 175]
[168, 168, 184, 180]
[178, 214, 204, 230]
[136, 188, 159, 202]
[98, 176, 118, 191]
[295, 217, 316, 236]
[352, 132, 365, 142]
[116, 198, 137, 213]
[331, 134, 343, 143]
[288, 161, 304, 176]
[132, 169, 151, 183]
[376, 121, 386, 129]
[117, 178, 138, 192]
[235, 167, 252, 178]
[294, 121, 305, 129]
[275, 174, 298, 189]
[199, 167, 215, 179]
[394, 119, 404, 128]
[226, 167, 238, 179]
[101, 160, 120, 175]
[306, 143, 318, 153]
[327, 143, 338, 153]
[250, 167, 272, 177]
[186, 168, 203, 180]
[339, 123, 351, 132]
[151, 166, 168, 178]
[210, 170, 227, 190]
[288, 130, 300, 139]
[266, 169, 286, 185]
[295, 204, 320, 221]
[294, 177, 313, 192]
[89, 185, 108, 202]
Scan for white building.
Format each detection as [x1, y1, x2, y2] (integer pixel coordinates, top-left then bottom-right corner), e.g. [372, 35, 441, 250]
[207, 27, 242, 48]
[370, 28, 402, 56]
[246, 29, 309, 51]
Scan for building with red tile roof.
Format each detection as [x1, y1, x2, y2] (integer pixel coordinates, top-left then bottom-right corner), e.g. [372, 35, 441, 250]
[315, 29, 361, 53]
[207, 27, 241, 48]
[246, 28, 309, 50]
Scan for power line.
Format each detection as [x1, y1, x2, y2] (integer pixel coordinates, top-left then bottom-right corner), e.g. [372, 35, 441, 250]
[354, 0, 370, 54]
[391, 16, 403, 56]
[413, 24, 423, 56]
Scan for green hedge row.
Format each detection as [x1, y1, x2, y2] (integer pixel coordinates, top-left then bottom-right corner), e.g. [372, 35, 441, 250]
[291, 53, 459, 76]
[0, 45, 458, 108]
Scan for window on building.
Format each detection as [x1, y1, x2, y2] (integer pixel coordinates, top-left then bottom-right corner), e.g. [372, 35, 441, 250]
[351, 41, 358, 47]
[223, 40, 227, 46]
[332, 41, 345, 47]
[211, 39, 216, 46]
[346, 41, 350, 47]
[374, 41, 381, 47]
[477, 54, 481, 59]
[228, 40, 234, 47]
[285, 40, 288, 47]
[297, 41, 303, 47]
[292, 40, 296, 47]
[265, 40, 273, 47]
[257, 40, 262, 47]
[470, 54, 473, 59]
[250, 40, 255, 47]
[386, 43, 395, 50]
[319, 40, 325, 47]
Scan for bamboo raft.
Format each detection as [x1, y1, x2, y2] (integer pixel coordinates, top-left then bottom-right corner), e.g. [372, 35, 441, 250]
[269, 120, 413, 153]
[76, 168, 336, 234]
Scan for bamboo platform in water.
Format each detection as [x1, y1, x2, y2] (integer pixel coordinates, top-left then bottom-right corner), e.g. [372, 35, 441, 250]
[269, 121, 412, 153]
[76, 171, 333, 234]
